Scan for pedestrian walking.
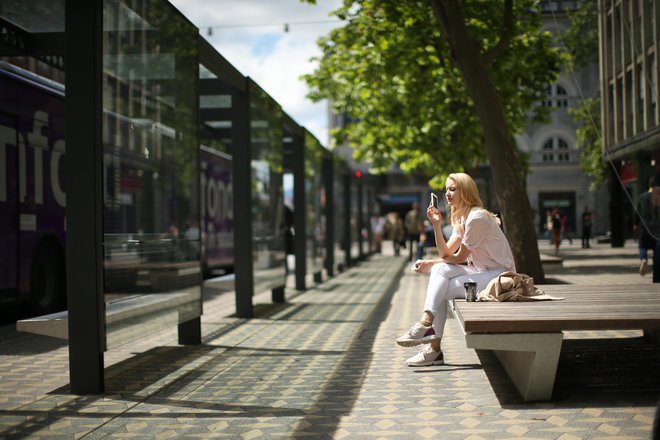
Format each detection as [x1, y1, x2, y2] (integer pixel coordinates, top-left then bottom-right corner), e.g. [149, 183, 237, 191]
[551, 207, 562, 255]
[581, 208, 592, 248]
[634, 177, 660, 280]
[404, 202, 423, 261]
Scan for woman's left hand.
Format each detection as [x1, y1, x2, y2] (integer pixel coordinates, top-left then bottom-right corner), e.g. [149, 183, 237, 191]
[411, 259, 434, 274]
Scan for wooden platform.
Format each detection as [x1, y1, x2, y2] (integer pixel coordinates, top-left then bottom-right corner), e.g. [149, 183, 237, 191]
[454, 284, 660, 334]
[450, 283, 660, 402]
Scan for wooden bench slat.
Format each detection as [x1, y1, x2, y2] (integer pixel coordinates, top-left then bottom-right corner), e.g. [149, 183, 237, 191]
[454, 283, 660, 333]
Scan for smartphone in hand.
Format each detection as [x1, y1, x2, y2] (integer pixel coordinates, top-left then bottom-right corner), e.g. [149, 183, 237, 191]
[431, 193, 439, 209]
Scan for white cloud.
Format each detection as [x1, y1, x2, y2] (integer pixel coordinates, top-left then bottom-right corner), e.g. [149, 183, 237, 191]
[169, 0, 344, 146]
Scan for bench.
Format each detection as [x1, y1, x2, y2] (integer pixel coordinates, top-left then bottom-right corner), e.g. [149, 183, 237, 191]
[17, 288, 201, 348]
[450, 283, 660, 402]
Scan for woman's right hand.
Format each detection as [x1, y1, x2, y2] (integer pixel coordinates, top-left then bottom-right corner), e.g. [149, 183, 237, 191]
[427, 204, 443, 226]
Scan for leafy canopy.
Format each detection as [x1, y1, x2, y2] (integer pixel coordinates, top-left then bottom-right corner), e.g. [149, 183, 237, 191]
[303, 0, 560, 187]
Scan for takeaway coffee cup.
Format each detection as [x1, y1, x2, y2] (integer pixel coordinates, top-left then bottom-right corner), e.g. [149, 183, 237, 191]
[464, 282, 478, 302]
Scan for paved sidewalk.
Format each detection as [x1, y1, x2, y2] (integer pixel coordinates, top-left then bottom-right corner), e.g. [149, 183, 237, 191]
[0, 240, 659, 439]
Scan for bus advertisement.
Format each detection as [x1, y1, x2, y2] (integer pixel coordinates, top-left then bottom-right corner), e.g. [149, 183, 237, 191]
[0, 62, 66, 315]
[0, 61, 234, 317]
[200, 145, 233, 275]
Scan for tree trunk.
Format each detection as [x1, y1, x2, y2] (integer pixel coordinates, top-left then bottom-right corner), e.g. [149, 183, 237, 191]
[429, 0, 545, 281]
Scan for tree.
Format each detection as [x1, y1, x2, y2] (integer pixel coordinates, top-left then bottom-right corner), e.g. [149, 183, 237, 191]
[303, 0, 561, 280]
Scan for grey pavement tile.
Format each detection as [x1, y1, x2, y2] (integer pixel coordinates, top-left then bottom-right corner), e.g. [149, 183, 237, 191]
[0, 245, 658, 438]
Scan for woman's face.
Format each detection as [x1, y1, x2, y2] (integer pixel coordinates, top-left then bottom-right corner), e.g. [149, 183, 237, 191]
[445, 178, 461, 207]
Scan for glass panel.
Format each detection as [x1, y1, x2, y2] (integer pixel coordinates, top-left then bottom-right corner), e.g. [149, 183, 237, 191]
[102, 0, 201, 349]
[304, 131, 325, 277]
[333, 161, 347, 270]
[250, 84, 285, 294]
[349, 173, 360, 262]
[0, 0, 65, 32]
[199, 69, 236, 276]
[361, 180, 370, 256]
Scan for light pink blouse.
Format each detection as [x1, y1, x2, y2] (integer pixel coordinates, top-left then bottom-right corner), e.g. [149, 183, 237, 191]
[452, 208, 516, 272]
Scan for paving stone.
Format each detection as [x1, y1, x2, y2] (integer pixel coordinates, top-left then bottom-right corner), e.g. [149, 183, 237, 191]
[0, 243, 658, 438]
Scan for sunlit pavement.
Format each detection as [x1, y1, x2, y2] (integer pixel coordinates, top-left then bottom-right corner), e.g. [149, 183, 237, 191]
[0, 238, 658, 438]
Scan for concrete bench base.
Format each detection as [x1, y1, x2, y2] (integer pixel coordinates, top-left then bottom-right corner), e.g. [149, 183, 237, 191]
[451, 284, 660, 402]
[465, 332, 563, 401]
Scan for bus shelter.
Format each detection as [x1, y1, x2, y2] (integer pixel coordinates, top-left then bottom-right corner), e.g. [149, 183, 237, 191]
[283, 120, 331, 290]
[67, 0, 203, 393]
[2, 0, 203, 393]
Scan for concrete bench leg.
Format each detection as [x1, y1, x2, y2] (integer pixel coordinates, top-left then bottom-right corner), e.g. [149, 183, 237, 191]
[465, 332, 563, 402]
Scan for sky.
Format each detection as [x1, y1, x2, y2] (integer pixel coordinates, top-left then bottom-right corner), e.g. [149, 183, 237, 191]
[169, 0, 345, 147]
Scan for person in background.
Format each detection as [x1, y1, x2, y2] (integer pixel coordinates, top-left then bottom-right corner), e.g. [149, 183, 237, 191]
[386, 212, 406, 256]
[404, 202, 423, 261]
[371, 213, 386, 254]
[634, 176, 660, 280]
[545, 209, 553, 244]
[551, 207, 562, 255]
[415, 220, 436, 260]
[581, 208, 592, 248]
[397, 173, 515, 366]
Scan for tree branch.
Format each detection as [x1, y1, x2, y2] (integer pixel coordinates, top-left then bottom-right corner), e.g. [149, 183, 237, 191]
[483, 0, 514, 65]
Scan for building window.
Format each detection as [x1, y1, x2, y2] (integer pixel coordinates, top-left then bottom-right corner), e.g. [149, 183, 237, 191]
[541, 84, 570, 108]
[542, 137, 571, 163]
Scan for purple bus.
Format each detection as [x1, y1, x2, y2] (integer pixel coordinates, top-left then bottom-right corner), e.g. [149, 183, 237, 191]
[200, 145, 234, 275]
[0, 61, 235, 316]
[0, 61, 66, 314]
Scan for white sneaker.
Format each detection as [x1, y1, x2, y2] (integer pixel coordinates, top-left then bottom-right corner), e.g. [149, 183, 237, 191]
[405, 345, 444, 367]
[640, 260, 648, 276]
[396, 322, 438, 347]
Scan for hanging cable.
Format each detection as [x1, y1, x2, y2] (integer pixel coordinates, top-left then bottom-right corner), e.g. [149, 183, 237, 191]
[202, 19, 339, 31]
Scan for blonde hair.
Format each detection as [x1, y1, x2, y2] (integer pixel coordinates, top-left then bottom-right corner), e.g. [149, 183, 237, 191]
[446, 173, 499, 230]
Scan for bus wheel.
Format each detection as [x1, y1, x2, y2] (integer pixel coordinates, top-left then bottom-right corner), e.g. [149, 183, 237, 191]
[29, 244, 65, 314]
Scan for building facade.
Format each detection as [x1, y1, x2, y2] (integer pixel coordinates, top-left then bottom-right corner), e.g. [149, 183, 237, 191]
[516, 0, 609, 241]
[599, 0, 660, 244]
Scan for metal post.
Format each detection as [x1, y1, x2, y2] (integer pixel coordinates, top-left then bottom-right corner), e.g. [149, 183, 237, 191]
[178, 317, 201, 345]
[322, 157, 335, 277]
[293, 134, 306, 290]
[65, 0, 105, 394]
[233, 81, 254, 317]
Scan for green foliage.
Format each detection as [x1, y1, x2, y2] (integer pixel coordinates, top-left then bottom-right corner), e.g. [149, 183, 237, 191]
[302, 0, 560, 187]
[562, 0, 598, 69]
[569, 98, 606, 191]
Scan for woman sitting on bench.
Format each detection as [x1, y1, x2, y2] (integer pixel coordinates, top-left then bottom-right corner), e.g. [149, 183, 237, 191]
[397, 172, 516, 366]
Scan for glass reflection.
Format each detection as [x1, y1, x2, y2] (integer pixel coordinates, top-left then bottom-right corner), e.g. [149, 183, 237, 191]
[102, 0, 200, 348]
[0, 0, 64, 33]
[304, 131, 325, 278]
[333, 161, 348, 271]
[199, 66, 235, 276]
[250, 84, 286, 294]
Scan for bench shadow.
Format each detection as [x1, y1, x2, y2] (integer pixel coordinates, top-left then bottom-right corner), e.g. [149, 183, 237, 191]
[477, 336, 660, 408]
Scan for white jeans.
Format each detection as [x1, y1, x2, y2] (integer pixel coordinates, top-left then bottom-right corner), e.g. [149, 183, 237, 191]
[423, 263, 506, 338]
